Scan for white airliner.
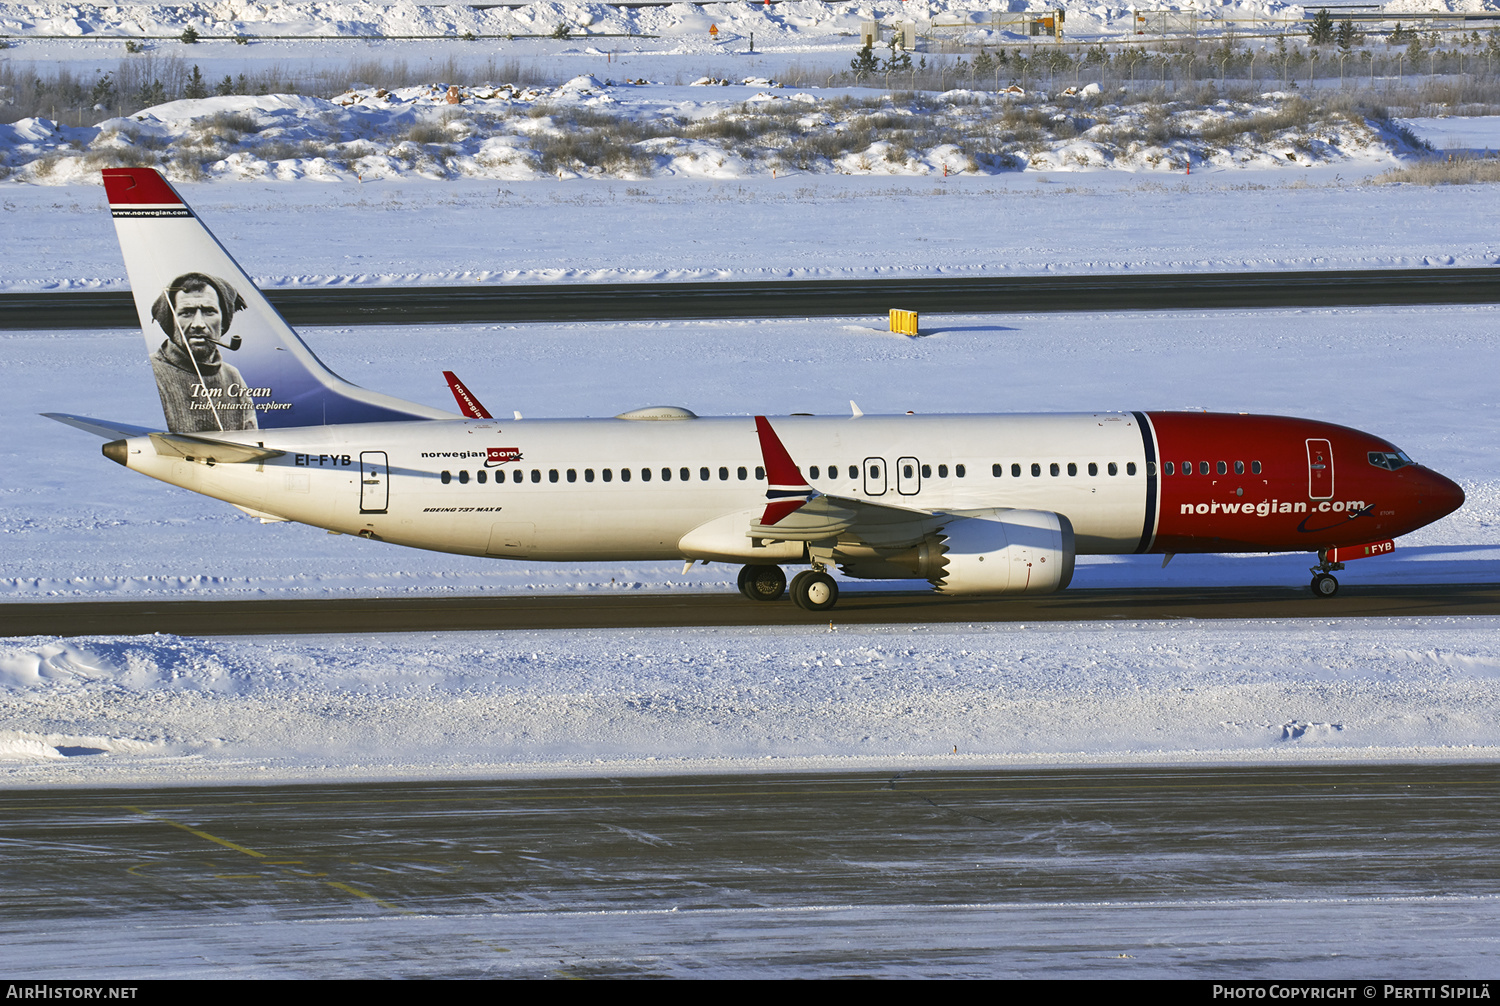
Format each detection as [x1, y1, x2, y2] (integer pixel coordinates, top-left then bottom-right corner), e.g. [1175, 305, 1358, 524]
[47, 168, 1465, 609]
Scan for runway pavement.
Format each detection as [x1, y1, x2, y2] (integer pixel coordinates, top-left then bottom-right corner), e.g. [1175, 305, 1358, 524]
[4, 765, 1500, 977]
[3, 582, 1499, 637]
[6, 267, 1500, 329]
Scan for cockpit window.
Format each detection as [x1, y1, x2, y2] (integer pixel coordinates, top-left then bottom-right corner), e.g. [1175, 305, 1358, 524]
[1368, 450, 1414, 471]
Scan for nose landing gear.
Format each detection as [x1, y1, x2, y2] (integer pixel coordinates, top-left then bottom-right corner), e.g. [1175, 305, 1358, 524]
[1311, 572, 1339, 597]
[1309, 552, 1346, 598]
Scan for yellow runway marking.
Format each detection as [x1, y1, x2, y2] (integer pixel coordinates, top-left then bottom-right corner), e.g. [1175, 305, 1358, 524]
[325, 880, 406, 913]
[125, 806, 266, 858]
[127, 805, 410, 913]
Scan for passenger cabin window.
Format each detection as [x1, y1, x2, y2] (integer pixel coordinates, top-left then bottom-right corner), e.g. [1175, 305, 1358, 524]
[1252, 461, 1262, 474]
[640, 468, 651, 482]
[602, 469, 612, 482]
[810, 466, 821, 479]
[738, 466, 748, 480]
[441, 470, 451, 484]
[1049, 463, 1060, 477]
[1217, 461, 1227, 475]
[993, 463, 1003, 477]
[530, 469, 540, 483]
[459, 470, 469, 484]
[1031, 463, 1041, 477]
[1127, 462, 1137, 476]
[477, 470, 487, 484]
[1234, 461, 1244, 475]
[1199, 462, 1210, 475]
[719, 467, 729, 481]
[848, 465, 858, 479]
[938, 464, 949, 478]
[918, 464, 929, 479]
[1012, 463, 1022, 478]
[680, 467, 690, 481]
[756, 466, 765, 480]
[1164, 462, 1174, 475]
[585, 469, 595, 483]
[549, 469, 559, 483]
[621, 468, 632, 482]
[1089, 462, 1100, 476]
[1108, 462, 1119, 476]
[955, 464, 966, 478]
[1067, 462, 1077, 477]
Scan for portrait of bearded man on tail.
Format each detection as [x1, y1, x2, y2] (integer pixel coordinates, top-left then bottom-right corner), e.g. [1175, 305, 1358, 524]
[149, 272, 257, 433]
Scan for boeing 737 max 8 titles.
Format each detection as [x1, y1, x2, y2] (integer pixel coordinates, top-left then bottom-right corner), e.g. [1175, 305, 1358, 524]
[46, 168, 1466, 609]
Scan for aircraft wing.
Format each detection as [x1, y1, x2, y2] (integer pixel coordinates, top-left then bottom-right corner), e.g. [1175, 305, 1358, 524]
[749, 492, 945, 548]
[42, 412, 157, 440]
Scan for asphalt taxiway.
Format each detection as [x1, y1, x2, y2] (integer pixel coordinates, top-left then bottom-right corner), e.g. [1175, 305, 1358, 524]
[4, 765, 1500, 977]
[5, 267, 1500, 329]
[2, 582, 1497, 638]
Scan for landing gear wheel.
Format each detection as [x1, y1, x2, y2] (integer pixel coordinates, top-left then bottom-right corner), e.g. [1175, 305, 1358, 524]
[737, 564, 786, 602]
[1311, 573, 1340, 598]
[788, 570, 814, 605]
[791, 571, 840, 611]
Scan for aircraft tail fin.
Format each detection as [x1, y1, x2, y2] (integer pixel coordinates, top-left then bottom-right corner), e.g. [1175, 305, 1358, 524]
[102, 168, 457, 434]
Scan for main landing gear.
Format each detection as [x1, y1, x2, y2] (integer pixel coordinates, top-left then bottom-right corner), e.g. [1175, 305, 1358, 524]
[1309, 553, 1346, 598]
[736, 564, 840, 611]
[789, 568, 839, 611]
[737, 564, 787, 602]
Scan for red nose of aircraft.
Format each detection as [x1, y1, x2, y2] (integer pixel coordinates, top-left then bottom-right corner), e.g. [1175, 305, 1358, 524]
[1413, 466, 1466, 527]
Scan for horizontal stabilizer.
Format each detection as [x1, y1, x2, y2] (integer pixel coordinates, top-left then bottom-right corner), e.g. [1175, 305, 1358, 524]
[42, 412, 157, 440]
[148, 432, 286, 464]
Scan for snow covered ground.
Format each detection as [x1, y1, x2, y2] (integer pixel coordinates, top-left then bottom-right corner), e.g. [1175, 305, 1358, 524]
[4, 165, 1500, 297]
[5, 617, 1500, 787]
[4, 1, 1497, 187]
[1, 0, 1496, 50]
[0, 0, 1327, 50]
[0, 76, 1432, 186]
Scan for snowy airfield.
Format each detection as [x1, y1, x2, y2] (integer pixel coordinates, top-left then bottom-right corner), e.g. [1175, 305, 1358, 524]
[3, 241, 1499, 783]
[2, 2, 1500, 784]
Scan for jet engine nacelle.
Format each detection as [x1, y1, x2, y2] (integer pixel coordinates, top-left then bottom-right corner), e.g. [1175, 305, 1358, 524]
[928, 510, 1076, 596]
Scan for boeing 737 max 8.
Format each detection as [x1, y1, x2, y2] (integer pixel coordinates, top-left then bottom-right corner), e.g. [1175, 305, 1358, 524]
[46, 168, 1465, 610]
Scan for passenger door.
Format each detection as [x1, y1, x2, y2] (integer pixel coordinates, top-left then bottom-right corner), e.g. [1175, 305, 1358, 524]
[359, 451, 389, 514]
[1306, 439, 1334, 500]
